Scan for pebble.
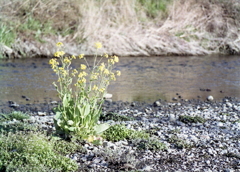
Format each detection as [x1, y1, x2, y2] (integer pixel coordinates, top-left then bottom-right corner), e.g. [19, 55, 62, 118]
[37, 112, 46, 116]
[207, 95, 214, 101]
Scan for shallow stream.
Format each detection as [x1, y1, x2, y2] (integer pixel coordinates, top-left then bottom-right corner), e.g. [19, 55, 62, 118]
[0, 55, 239, 104]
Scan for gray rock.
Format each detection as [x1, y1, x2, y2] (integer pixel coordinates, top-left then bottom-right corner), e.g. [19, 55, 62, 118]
[153, 101, 161, 107]
[142, 165, 153, 171]
[37, 112, 46, 116]
[207, 95, 214, 101]
[9, 103, 19, 107]
[226, 102, 232, 108]
[50, 101, 58, 105]
[217, 122, 224, 127]
[168, 114, 176, 121]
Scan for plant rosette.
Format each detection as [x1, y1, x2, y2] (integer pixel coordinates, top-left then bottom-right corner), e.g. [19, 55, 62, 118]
[49, 42, 121, 140]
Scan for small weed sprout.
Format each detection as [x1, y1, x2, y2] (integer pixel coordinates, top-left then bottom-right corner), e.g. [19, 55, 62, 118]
[49, 42, 121, 140]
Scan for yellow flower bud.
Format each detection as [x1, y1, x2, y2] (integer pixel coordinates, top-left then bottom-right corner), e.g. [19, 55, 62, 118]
[95, 42, 102, 49]
[79, 54, 84, 59]
[80, 64, 87, 70]
[108, 59, 115, 65]
[56, 42, 63, 47]
[92, 85, 98, 91]
[113, 55, 119, 63]
[99, 88, 105, 93]
[103, 69, 110, 75]
[116, 70, 121, 76]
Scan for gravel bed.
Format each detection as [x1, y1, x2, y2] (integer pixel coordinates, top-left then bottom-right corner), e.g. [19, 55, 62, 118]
[1, 97, 240, 172]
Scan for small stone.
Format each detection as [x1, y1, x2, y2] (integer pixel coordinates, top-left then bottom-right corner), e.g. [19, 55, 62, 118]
[145, 108, 152, 114]
[217, 122, 224, 127]
[120, 163, 135, 170]
[104, 93, 112, 99]
[92, 157, 101, 164]
[226, 102, 232, 108]
[169, 114, 176, 121]
[142, 165, 153, 171]
[223, 168, 235, 172]
[207, 95, 214, 101]
[102, 141, 116, 149]
[50, 101, 58, 105]
[9, 101, 19, 107]
[38, 112, 46, 116]
[153, 101, 161, 107]
[189, 135, 198, 143]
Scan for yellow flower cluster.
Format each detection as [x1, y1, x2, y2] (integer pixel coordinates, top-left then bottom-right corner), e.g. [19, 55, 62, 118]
[78, 71, 87, 78]
[103, 68, 110, 75]
[107, 55, 119, 65]
[80, 64, 87, 70]
[49, 58, 59, 69]
[56, 42, 63, 47]
[99, 88, 105, 93]
[71, 69, 78, 76]
[54, 51, 65, 57]
[95, 42, 102, 49]
[79, 54, 84, 59]
[90, 73, 98, 80]
[98, 63, 105, 71]
[92, 85, 98, 91]
[64, 57, 71, 64]
[116, 70, 121, 76]
[78, 78, 86, 84]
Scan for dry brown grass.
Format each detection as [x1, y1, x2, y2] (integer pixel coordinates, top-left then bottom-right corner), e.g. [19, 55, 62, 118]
[0, 0, 239, 57]
[162, 0, 240, 54]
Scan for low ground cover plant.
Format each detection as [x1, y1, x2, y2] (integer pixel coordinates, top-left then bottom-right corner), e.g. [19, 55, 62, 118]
[103, 124, 149, 142]
[0, 131, 78, 172]
[100, 112, 134, 121]
[0, 111, 87, 171]
[49, 42, 121, 141]
[179, 115, 206, 124]
[132, 138, 167, 151]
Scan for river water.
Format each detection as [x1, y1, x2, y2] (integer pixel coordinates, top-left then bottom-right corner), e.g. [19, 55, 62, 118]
[0, 55, 239, 104]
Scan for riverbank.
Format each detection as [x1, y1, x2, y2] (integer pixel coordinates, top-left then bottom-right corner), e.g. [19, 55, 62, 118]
[0, 97, 239, 171]
[0, 0, 240, 58]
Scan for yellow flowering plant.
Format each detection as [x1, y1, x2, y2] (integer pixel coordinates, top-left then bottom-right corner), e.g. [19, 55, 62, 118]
[49, 42, 121, 140]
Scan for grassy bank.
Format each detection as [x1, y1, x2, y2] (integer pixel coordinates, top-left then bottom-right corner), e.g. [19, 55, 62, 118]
[0, 0, 239, 58]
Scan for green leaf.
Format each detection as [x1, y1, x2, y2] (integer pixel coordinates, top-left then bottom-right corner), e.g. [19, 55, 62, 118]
[94, 123, 109, 135]
[68, 127, 76, 131]
[54, 111, 62, 120]
[84, 104, 90, 117]
[62, 94, 68, 107]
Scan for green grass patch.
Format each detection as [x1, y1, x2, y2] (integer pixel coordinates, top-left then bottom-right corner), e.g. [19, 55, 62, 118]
[1, 111, 30, 121]
[179, 115, 206, 124]
[100, 112, 134, 121]
[17, 14, 57, 43]
[0, 131, 78, 172]
[168, 135, 192, 149]
[0, 23, 16, 47]
[0, 111, 35, 132]
[133, 138, 167, 151]
[103, 124, 149, 142]
[136, 0, 172, 18]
